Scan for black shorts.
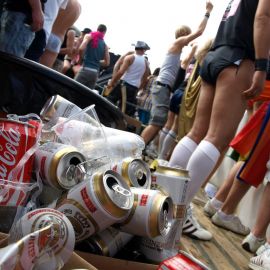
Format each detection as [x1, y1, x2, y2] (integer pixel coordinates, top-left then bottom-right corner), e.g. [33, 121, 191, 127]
[200, 46, 246, 85]
[169, 88, 184, 114]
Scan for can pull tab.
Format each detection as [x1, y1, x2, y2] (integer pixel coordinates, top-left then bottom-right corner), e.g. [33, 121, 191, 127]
[111, 184, 132, 208]
[160, 210, 170, 232]
[135, 169, 144, 180]
[65, 164, 86, 183]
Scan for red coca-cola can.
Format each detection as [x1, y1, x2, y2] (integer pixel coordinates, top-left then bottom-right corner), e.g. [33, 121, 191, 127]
[158, 251, 210, 270]
[0, 118, 41, 206]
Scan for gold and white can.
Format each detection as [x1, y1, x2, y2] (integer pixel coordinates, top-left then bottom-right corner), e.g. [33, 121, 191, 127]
[52, 170, 134, 242]
[8, 208, 75, 270]
[40, 95, 81, 125]
[118, 187, 173, 238]
[150, 160, 190, 245]
[77, 226, 133, 257]
[35, 142, 87, 190]
[112, 157, 151, 189]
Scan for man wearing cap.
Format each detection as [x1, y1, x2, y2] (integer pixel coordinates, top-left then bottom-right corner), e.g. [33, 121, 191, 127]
[105, 41, 150, 117]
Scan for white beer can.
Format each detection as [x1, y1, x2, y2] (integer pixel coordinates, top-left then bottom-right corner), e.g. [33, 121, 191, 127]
[52, 170, 134, 242]
[118, 187, 173, 238]
[112, 157, 151, 189]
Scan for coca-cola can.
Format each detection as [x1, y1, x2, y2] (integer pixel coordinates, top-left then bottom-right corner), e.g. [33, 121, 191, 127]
[40, 95, 82, 126]
[8, 208, 75, 270]
[0, 118, 40, 206]
[112, 158, 151, 189]
[77, 226, 133, 257]
[158, 251, 210, 270]
[118, 187, 174, 238]
[52, 170, 134, 242]
[35, 142, 87, 190]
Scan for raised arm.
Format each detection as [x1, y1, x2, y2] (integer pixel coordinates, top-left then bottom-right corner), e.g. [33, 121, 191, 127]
[243, 0, 270, 99]
[181, 43, 198, 70]
[28, 0, 44, 32]
[171, 1, 213, 52]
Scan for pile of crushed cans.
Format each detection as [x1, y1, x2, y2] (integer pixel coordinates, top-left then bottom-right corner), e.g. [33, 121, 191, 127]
[0, 95, 209, 270]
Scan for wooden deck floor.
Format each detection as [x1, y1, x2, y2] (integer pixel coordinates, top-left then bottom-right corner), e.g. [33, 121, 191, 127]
[180, 192, 253, 270]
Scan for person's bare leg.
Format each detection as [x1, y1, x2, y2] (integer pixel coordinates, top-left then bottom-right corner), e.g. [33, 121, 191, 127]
[221, 178, 250, 214]
[40, 0, 81, 68]
[252, 183, 270, 238]
[214, 161, 244, 202]
[141, 124, 161, 145]
[186, 60, 253, 205]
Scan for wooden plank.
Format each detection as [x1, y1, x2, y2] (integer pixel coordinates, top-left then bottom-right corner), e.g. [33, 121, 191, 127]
[180, 203, 253, 270]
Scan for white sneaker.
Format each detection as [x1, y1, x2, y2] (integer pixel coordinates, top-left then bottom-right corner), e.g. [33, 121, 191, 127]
[211, 212, 250, 236]
[249, 249, 270, 270]
[203, 200, 219, 218]
[257, 243, 270, 256]
[182, 206, 212, 241]
[242, 233, 266, 253]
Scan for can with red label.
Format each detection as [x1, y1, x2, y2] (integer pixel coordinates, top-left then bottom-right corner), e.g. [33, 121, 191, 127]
[112, 158, 151, 189]
[35, 142, 87, 190]
[8, 208, 75, 270]
[118, 187, 174, 238]
[52, 170, 134, 242]
[158, 251, 210, 270]
[40, 95, 82, 127]
[0, 118, 40, 206]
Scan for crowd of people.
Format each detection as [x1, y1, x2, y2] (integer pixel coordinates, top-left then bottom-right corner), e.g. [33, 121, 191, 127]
[0, 0, 270, 269]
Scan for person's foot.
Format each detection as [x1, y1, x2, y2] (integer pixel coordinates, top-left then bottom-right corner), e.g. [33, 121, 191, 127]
[211, 211, 250, 235]
[203, 200, 219, 218]
[257, 243, 270, 256]
[249, 249, 270, 270]
[242, 233, 266, 253]
[182, 206, 212, 241]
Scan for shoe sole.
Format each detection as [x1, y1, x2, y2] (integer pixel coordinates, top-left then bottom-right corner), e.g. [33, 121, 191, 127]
[248, 262, 265, 270]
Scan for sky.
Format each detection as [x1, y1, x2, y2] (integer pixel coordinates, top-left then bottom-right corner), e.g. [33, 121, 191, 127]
[75, 0, 229, 70]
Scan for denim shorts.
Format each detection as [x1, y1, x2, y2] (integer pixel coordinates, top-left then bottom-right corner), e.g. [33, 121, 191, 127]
[149, 83, 170, 126]
[0, 10, 35, 57]
[169, 88, 184, 114]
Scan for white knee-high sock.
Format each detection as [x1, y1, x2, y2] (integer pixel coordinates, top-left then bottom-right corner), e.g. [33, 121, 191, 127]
[168, 136, 198, 169]
[186, 140, 220, 205]
[158, 130, 177, 160]
[158, 127, 169, 153]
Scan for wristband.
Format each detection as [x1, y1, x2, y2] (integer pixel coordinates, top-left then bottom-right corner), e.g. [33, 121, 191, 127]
[205, 12, 210, 18]
[255, 58, 268, 72]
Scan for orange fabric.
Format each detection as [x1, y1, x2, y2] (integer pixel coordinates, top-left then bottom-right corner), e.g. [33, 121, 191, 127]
[253, 80, 270, 101]
[237, 103, 270, 187]
[230, 101, 270, 156]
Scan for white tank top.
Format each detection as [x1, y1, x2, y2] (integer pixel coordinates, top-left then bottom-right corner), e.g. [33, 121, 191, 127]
[122, 54, 146, 88]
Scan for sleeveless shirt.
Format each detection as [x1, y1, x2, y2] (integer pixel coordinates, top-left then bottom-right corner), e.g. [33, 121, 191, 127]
[122, 54, 146, 88]
[157, 52, 181, 87]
